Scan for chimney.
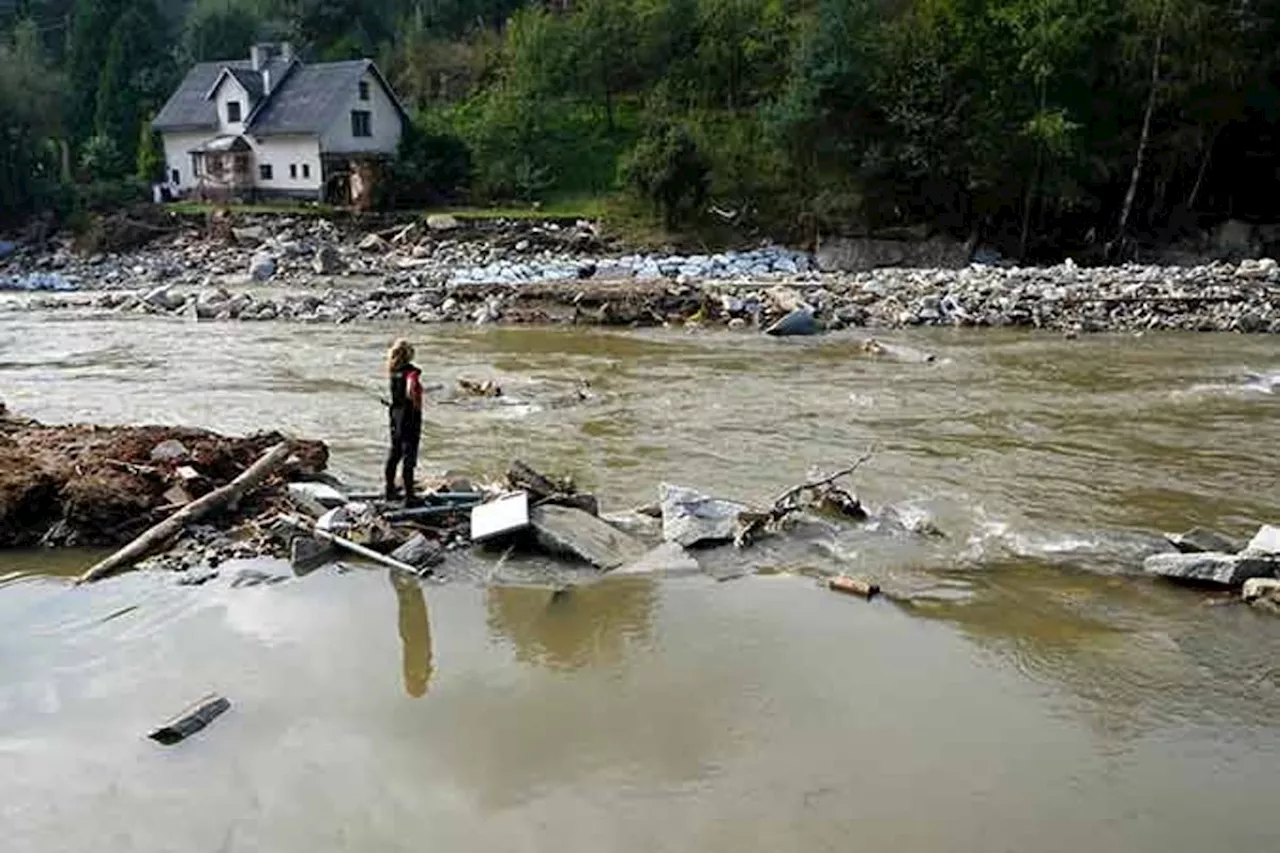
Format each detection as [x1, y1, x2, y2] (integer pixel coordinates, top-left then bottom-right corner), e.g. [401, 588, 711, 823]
[281, 42, 294, 63]
[250, 44, 269, 71]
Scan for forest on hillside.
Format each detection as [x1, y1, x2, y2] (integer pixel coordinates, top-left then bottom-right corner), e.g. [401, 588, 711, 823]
[2, 0, 1280, 257]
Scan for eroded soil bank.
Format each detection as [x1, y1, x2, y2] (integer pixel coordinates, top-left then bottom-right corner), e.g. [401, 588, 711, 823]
[0, 401, 326, 549]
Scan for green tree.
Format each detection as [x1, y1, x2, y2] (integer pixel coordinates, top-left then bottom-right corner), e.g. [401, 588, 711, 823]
[0, 18, 65, 222]
[621, 120, 709, 227]
[136, 119, 162, 182]
[183, 0, 263, 63]
[93, 0, 172, 175]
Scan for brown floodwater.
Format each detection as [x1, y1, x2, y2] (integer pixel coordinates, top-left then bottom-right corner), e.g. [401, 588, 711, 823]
[2, 311, 1280, 852]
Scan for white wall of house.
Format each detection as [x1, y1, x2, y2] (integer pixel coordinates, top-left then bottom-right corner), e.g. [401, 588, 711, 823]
[319, 69, 403, 155]
[161, 131, 209, 189]
[247, 135, 322, 194]
[213, 76, 252, 136]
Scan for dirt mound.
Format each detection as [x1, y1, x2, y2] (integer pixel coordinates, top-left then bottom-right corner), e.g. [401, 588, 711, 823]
[0, 409, 327, 548]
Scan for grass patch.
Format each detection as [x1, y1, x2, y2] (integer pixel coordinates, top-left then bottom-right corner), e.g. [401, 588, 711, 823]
[168, 201, 335, 217]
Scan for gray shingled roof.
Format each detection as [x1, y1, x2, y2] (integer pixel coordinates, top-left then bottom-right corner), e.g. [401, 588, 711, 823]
[152, 60, 254, 131]
[153, 57, 406, 138]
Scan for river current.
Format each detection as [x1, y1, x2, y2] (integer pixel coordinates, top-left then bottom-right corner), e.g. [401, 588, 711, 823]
[2, 311, 1279, 852]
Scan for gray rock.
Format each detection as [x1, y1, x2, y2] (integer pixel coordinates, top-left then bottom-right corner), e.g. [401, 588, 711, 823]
[1242, 577, 1280, 604]
[765, 307, 821, 337]
[143, 284, 178, 310]
[1243, 524, 1280, 556]
[1143, 552, 1280, 586]
[249, 252, 276, 282]
[390, 532, 444, 569]
[313, 244, 340, 274]
[659, 483, 748, 548]
[1165, 527, 1241, 555]
[529, 504, 647, 569]
[427, 213, 460, 232]
[150, 439, 190, 462]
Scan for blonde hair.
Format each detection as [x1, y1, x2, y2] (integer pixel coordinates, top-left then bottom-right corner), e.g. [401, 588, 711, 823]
[386, 339, 415, 374]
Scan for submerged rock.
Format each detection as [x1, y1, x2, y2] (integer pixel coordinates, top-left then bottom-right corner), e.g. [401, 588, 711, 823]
[765, 306, 820, 337]
[1143, 552, 1280, 586]
[1243, 577, 1280, 610]
[1165, 527, 1241, 554]
[659, 483, 749, 547]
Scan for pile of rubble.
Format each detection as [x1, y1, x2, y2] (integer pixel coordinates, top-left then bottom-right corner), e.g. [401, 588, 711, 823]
[5, 213, 1280, 333]
[0, 403, 327, 551]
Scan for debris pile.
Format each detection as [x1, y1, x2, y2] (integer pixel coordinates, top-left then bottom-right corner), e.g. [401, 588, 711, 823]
[5, 208, 1280, 334]
[0, 406, 327, 552]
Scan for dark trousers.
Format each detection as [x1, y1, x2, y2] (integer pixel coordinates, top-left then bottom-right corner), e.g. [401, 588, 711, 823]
[385, 408, 422, 498]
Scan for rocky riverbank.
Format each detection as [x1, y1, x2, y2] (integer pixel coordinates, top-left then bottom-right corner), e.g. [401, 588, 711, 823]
[4, 211, 1280, 333]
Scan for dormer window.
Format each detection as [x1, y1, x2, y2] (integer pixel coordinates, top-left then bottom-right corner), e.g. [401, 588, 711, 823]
[227, 100, 242, 123]
[358, 81, 370, 101]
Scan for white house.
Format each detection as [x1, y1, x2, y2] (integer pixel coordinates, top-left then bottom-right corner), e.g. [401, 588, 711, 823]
[152, 43, 408, 203]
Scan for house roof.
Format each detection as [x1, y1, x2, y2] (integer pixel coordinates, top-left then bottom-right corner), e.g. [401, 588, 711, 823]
[153, 60, 254, 132]
[153, 56, 408, 137]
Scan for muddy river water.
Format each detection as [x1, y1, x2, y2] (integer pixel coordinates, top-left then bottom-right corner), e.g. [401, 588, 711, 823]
[2, 311, 1280, 852]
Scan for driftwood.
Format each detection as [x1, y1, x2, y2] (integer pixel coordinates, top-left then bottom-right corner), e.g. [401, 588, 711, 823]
[735, 449, 875, 548]
[311, 525, 425, 575]
[77, 443, 293, 585]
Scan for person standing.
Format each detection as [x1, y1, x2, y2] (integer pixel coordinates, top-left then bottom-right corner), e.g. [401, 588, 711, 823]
[384, 339, 423, 504]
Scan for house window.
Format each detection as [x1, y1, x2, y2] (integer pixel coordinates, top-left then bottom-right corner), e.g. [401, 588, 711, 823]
[359, 81, 370, 101]
[351, 110, 372, 138]
[227, 100, 242, 123]
[171, 169, 180, 185]
[260, 164, 273, 181]
[302, 163, 311, 178]
[290, 164, 297, 179]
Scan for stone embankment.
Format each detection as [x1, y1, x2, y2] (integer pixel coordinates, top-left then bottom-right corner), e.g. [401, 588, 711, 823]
[4, 212, 1280, 333]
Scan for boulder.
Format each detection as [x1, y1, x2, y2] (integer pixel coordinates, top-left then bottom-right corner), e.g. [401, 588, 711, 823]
[1242, 577, 1280, 604]
[249, 252, 276, 282]
[1143, 552, 1280, 587]
[659, 483, 748, 548]
[390, 533, 444, 570]
[358, 233, 389, 252]
[143, 284, 179, 310]
[1243, 524, 1280, 556]
[231, 226, 266, 245]
[426, 213, 460, 232]
[529, 504, 646, 569]
[313, 244, 340, 274]
[150, 439, 190, 462]
[1165, 527, 1241, 554]
[765, 307, 821, 337]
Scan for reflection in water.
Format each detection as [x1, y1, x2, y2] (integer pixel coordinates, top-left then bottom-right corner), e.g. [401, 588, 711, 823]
[486, 577, 657, 670]
[896, 560, 1280, 734]
[389, 569, 433, 698]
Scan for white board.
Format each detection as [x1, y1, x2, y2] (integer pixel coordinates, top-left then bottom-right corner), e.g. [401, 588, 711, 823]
[470, 491, 530, 542]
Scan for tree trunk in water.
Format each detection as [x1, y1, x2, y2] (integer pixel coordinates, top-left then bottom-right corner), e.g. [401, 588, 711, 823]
[1116, 0, 1168, 244]
[77, 443, 293, 585]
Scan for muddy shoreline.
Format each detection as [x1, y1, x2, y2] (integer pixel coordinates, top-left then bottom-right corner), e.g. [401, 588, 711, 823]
[3, 212, 1280, 334]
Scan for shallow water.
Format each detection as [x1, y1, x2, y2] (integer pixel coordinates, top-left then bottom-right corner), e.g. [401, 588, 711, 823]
[2, 313, 1280, 852]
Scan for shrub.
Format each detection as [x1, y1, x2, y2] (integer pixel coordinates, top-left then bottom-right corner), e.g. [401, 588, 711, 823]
[619, 121, 708, 228]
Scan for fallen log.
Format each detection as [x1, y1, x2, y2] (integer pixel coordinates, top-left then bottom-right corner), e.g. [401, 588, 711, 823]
[76, 443, 292, 585]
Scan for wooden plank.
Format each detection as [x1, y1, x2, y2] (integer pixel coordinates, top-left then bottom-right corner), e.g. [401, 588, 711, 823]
[529, 504, 646, 570]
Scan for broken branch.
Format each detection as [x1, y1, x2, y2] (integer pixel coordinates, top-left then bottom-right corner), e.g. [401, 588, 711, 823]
[77, 442, 293, 585]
